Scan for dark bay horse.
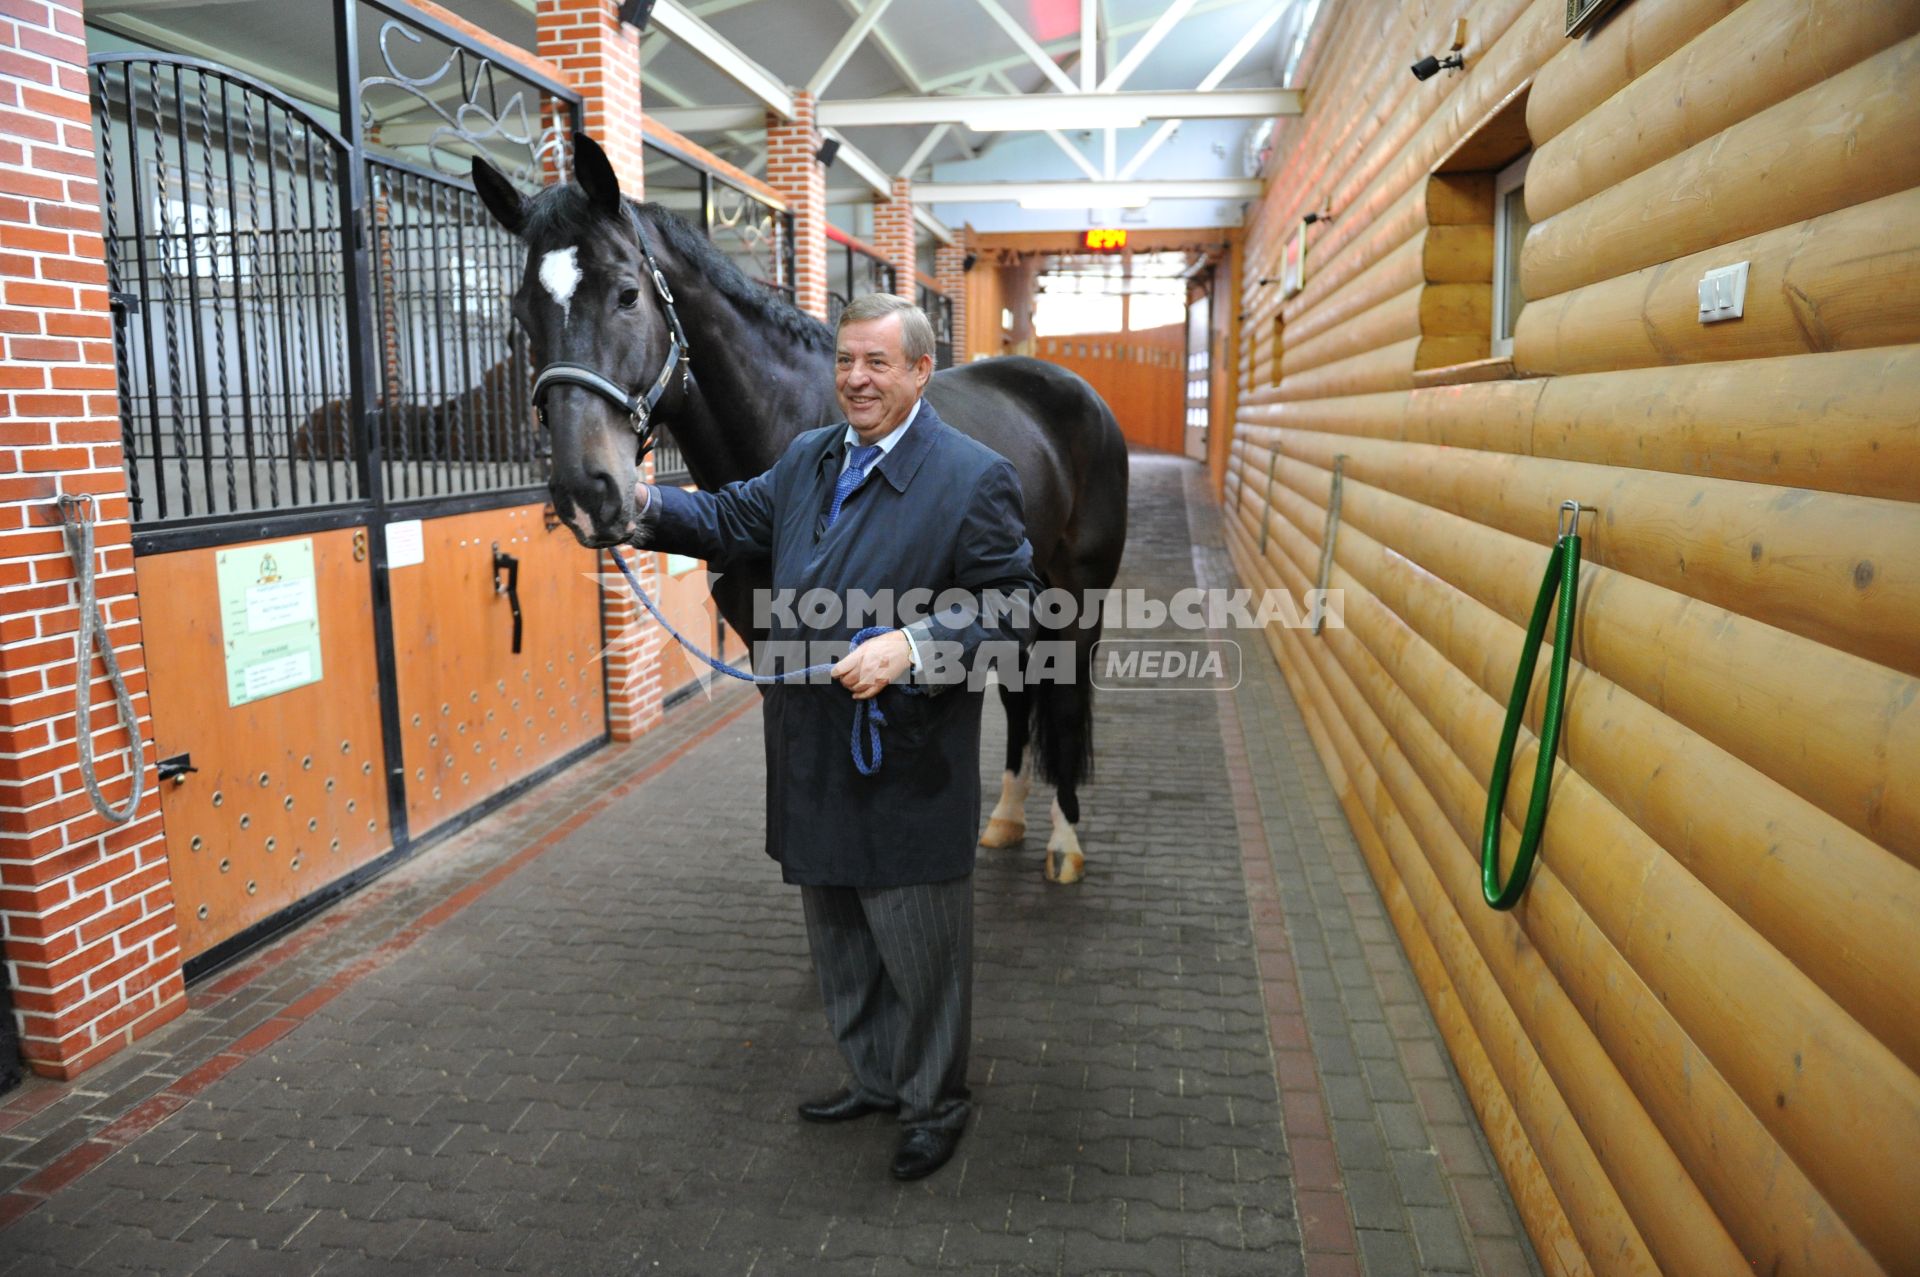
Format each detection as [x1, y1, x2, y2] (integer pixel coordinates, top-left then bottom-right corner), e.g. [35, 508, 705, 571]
[473, 133, 1127, 883]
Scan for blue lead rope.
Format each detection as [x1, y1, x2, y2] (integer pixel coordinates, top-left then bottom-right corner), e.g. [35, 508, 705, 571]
[609, 548, 917, 775]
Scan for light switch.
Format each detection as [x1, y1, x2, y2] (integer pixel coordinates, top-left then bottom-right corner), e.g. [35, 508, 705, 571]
[1698, 261, 1749, 324]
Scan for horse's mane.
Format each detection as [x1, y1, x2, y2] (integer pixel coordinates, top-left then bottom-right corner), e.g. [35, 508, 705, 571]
[521, 183, 834, 356]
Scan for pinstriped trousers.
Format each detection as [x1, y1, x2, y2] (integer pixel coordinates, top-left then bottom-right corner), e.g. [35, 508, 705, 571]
[799, 876, 974, 1133]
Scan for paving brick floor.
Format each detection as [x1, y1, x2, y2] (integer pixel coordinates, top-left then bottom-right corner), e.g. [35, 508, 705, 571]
[0, 453, 1540, 1276]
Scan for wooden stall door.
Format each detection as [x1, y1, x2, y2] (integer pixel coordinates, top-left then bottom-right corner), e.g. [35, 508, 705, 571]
[138, 527, 392, 963]
[387, 503, 605, 838]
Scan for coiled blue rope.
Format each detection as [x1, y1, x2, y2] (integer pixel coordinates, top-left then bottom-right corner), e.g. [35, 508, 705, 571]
[609, 548, 917, 775]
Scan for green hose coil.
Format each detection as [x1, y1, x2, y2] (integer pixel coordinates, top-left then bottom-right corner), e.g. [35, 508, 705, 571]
[1480, 503, 1584, 910]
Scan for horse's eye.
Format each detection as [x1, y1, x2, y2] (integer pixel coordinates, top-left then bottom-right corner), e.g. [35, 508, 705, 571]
[618, 287, 641, 310]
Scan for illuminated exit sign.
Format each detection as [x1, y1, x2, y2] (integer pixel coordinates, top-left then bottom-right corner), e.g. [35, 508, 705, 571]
[1084, 229, 1128, 251]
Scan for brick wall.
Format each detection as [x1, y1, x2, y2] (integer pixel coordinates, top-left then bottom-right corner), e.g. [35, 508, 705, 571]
[765, 92, 827, 320]
[535, 0, 662, 743]
[874, 177, 917, 303]
[0, 0, 186, 1079]
[935, 232, 970, 360]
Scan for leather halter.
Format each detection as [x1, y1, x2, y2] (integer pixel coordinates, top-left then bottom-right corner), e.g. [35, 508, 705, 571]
[529, 207, 693, 461]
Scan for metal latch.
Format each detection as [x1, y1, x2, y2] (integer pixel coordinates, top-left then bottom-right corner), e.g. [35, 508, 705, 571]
[157, 752, 197, 783]
[492, 543, 522, 655]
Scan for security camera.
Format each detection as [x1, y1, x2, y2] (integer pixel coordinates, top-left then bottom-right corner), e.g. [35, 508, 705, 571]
[1410, 52, 1464, 80]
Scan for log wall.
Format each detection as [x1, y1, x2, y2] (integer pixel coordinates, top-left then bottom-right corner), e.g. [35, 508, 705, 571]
[1224, 2, 1920, 1273]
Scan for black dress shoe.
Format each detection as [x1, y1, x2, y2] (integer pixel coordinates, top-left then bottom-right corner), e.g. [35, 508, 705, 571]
[797, 1090, 897, 1123]
[890, 1127, 961, 1181]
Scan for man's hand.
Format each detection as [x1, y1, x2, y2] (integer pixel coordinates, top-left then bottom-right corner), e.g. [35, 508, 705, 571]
[832, 629, 913, 700]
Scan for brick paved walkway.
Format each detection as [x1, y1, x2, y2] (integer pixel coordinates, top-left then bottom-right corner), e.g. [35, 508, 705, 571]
[0, 454, 1540, 1275]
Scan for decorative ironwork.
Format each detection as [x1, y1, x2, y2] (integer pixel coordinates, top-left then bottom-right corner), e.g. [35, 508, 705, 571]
[358, 17, 561, 187]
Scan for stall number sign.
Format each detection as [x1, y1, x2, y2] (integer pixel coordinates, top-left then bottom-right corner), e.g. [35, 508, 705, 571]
[216, 538, 323, 706]
[1084, 229, 1128, 252]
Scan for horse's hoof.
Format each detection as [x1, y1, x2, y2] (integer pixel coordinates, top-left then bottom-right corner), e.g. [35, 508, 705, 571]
[1044, 849, 1085, 884]
[979, 818, 1026, 848]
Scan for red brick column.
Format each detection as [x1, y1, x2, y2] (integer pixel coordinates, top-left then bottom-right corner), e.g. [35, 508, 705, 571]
[537, 0, 662, 741]
[874, 177, 917, 303]
[0, 0, 186, 1079]
[765, 92, 827, 320]
[935, 230, 970, 361]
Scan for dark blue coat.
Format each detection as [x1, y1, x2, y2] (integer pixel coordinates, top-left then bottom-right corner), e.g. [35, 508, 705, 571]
[644, 401, 1042, 887]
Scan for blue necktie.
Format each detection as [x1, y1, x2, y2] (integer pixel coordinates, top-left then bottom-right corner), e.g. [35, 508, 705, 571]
[826, 443, 883, 529]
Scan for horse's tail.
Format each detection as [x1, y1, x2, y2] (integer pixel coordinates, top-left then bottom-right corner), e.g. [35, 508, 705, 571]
[1026, 656, 1094, 815]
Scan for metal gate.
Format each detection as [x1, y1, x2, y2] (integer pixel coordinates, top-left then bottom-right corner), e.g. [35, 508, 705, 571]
[90, 1, 604, 974]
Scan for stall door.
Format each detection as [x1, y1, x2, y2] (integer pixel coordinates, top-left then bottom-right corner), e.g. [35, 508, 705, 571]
[387, 503, 605, 837]
[138, 528, 393, 963]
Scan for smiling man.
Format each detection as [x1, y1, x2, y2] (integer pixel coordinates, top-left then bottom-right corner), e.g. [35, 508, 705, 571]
[631, 293, 1041, 1181]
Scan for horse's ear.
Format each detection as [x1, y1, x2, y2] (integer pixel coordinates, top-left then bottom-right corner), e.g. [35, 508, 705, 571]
[471, 157, 528, 237]
[572, 131, 623, 220]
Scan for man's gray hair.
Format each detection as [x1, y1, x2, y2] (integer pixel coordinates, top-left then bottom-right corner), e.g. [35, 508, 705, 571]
[836, 293, 936, 365]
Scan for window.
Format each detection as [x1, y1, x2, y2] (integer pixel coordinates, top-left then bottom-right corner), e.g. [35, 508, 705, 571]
[1491, 150, 1531, 359]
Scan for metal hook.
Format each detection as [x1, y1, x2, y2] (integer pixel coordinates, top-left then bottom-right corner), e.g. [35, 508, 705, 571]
[1557, 499, 1584, 541]
[54, 492, 97, 527]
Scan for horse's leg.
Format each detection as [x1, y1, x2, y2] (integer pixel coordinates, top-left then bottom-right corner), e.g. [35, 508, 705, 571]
[980, 682, 1030, 848]
[1034, 631, 1096, 885]
[1041, 679, 1091, 884]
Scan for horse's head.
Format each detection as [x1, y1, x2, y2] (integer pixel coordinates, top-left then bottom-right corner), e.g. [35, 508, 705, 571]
[473, 133, 681, 548]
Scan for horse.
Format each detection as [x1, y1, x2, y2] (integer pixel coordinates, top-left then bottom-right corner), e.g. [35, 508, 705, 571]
[471, 133, 1128, 884]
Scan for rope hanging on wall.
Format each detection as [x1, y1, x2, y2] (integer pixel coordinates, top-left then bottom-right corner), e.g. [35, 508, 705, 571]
[57, 494, 146, 825]
[1479, 500, 1585, 910]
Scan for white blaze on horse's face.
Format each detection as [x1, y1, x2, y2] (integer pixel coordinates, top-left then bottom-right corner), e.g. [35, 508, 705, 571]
[539, 246, 582, 325]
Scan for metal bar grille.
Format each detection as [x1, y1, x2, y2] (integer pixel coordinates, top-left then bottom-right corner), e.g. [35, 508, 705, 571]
[93, 56, 358, 526]
[366, 160, 544, 501]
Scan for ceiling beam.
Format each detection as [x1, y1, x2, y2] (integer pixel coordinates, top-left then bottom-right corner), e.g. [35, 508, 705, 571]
[648, 105, 769, 131]
[917, 0, 1246, 93]
[1043, 129, 1102, 182]
[972, 0, 1077, 95]
[898, 123, 952, 177]
[814, 87, 1298, 130]
[1096, 0, 1198, 93]
[1119, 2, 1292, 179]
[915, 178, 1261, 206]
[830, 0, 930, 97]
[819, 127, 891, 197]
[807, 0, 897, 97]
[914, 207, 956, 246]
[649, 0, 794, 119]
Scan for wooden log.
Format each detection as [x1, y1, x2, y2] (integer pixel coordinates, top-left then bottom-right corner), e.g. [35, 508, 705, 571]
[1230, 518, 1666, 1277]
[1238, 389, 1416, 438]
[1283, 232, 1425, 350]
[1512, 187, 1920, 376]
[1283, 185, 1426, 329]
[1426, 171, 1494, 225]
[1522, 34, 1920, 303]
[1254, 508, 1863, 1275]
[1245, 601, 1596, 1277]
[1511, 348, 1920, 502]
[1247, 350, 1920, 503]
[1420, 282, 1492, 336]
[1527, 0, 1748, 145]
[1244, 433, 1920, 869]
[1250, 494, 1917, 1272]
[1282, 285, 1422, 379]
[1415, 334, 1490, 370]
[1273, 336, 1419, 403]
[1270, 426, 1920, 678]
[1528, 0, 1920, 222]
[1275, 474, 1920, 1077]
[1424, 225, 1493, 283]
[1290, 0, 1559, 291]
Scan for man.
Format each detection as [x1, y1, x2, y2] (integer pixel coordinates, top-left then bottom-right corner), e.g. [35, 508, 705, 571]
[632, 294, 1040, 1180]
